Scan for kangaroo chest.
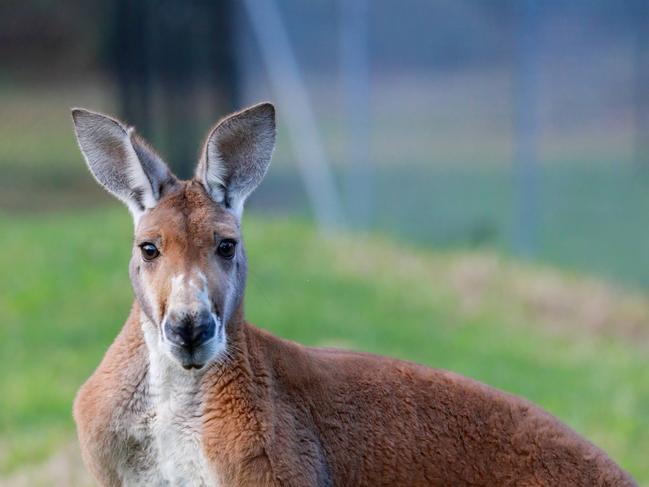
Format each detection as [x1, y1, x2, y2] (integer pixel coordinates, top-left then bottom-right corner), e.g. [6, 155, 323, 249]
[117, 355, 218, 486]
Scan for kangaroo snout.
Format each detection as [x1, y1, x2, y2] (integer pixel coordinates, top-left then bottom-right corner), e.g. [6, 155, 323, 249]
[164, 310, 217, 351]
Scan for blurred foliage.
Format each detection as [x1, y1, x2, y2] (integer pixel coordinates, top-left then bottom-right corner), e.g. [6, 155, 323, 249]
[0, 208, 647, 482]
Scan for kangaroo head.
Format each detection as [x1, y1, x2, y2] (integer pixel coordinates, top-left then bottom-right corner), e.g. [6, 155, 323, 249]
[72, 103, 275, 370]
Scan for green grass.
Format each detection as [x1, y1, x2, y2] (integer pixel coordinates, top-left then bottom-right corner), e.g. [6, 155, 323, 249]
[0, 207, 648, 483]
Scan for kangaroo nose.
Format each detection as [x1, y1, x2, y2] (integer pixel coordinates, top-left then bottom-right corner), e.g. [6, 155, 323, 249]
[164, 311, 216, 350]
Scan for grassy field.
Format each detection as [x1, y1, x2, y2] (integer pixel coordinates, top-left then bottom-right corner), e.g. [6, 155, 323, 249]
[0, 207, 648, 484]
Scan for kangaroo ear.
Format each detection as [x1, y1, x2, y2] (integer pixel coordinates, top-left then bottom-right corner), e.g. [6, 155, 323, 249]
[71, 108, 178, 222]
[196, 103, 276, 218]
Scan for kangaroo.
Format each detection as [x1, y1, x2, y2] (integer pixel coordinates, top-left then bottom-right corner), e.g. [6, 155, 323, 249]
[71, 103, 636, 486]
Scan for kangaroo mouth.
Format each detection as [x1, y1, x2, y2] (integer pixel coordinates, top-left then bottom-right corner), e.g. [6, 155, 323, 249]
[167, 320, 225, 371]
[182, 362, 205, 370]
[175, 349, 208, 370]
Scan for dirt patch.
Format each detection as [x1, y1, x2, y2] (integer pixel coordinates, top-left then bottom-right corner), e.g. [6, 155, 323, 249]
[336, 236, 649, 345]
[448, 253, 649, 344]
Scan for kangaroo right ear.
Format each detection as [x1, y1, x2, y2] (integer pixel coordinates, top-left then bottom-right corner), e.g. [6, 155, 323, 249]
[71, 108, 178, 222]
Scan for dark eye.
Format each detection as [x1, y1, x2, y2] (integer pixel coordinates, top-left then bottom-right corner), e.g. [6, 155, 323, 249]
[217, 239, 237, 260]
[140, 243, 160, 261]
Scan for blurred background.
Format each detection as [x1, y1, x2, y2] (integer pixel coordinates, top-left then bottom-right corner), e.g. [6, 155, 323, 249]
[1, 0, 648, 485]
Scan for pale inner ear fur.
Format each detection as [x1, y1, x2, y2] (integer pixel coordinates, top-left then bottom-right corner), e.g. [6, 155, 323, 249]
[197, 102, 276, 219]
[71, 108, 177, 222]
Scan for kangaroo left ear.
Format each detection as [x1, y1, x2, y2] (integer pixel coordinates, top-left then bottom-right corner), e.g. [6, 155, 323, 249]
[196, 103, 276, 218]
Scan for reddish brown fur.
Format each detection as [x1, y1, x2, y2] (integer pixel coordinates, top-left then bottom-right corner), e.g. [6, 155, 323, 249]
[130, 182, 239, 322]
[74, 183, 637, 486]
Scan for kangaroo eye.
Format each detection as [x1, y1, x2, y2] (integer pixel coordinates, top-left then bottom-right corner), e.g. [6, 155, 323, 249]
[217, 239, 237, 260]
[140, 243, 160, 261]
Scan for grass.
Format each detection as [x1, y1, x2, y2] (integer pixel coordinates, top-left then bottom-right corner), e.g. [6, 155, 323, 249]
[0, 206, 648, 484]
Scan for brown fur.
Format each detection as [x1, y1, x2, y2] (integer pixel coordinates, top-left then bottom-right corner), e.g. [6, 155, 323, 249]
[74, 182, 637, 487]
[129, 181, 240, 324]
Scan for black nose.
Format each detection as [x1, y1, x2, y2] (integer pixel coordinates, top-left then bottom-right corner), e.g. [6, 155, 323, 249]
[164, 311, 216, 350]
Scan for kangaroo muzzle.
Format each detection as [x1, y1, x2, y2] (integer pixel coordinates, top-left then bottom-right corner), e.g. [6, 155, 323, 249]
[164, 309, 217, 351]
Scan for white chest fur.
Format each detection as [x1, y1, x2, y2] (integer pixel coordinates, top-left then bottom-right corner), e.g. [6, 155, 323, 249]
[149, 359, 214, 486]
[118, 322, 219, 486]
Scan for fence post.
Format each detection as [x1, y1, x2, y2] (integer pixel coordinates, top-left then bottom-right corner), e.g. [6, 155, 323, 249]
[513, 0, 540, 257]
[340, 0, 372, 229]
[243, 0, 345, 231]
